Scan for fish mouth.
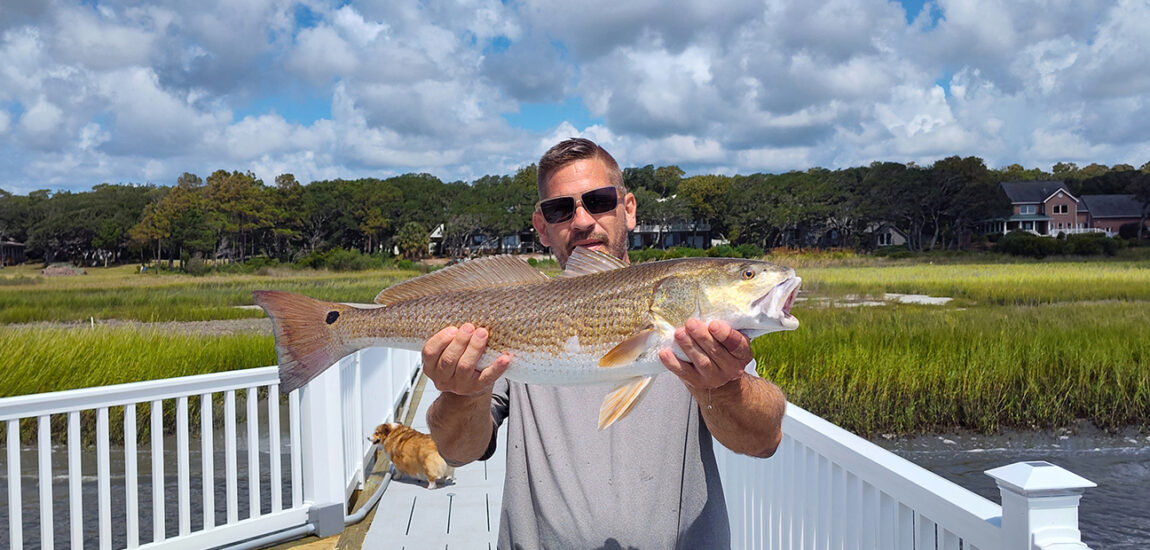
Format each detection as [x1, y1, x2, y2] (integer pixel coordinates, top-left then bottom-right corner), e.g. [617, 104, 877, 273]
[751, 276, 802, 328]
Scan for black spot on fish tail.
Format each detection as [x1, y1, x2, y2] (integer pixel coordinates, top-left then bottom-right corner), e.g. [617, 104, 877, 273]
[325, 311, 340, 324]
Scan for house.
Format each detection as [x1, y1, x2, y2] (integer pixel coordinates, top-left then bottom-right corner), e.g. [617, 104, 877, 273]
[0, 240, 25, 266]
[1079, 195, 1149, 236]
[980, 181, 1088, 236]
[867, 223, 908, 248]
[981, 181, 1148, 238]
[629, 222, 712, 249]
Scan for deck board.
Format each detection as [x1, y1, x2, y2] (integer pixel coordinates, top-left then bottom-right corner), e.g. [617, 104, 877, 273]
[363, 381, 505, 549]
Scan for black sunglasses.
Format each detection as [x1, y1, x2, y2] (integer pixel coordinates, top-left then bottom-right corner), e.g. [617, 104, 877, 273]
[535, 186, 621, 224]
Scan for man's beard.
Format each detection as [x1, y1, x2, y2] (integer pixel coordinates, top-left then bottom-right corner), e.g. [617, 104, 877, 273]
[561, 227, 628, 266]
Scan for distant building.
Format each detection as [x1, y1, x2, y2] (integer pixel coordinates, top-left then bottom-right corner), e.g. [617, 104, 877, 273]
[867, 223, 908, 248]
[0, 240, 25, 266]
[629, 222, 712, 249]
[1079, 194, 1148, 236]
[979, 181, 1148, 237]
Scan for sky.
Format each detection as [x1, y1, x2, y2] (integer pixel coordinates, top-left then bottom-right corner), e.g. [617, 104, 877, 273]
[1, 0, 1148, 195]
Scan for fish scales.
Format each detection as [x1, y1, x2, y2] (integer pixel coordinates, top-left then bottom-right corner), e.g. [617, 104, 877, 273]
[253, 247, 802, 428]
[343, 259, 680, 355]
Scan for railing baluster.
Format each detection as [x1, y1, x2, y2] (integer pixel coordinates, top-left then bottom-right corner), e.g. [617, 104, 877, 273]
[201, 393, 215, 530]
[38, 415, 53, 550]
[247, 387, 261, 519]
[915, 513, 936, 550]
[97, 407, 111, 550]
[225, 389, 238, 524]
[940, 528, 961, 550]
[268, 384, 282, 513]
[8, 419, 22, 550]
[861, 482, 877, 550]
[817, 454, 830, 550]
[124, 404, 139, 548]
[846, 472, 860, 549]
[803, 445, 816, 549]
[830, 462, 844, 550]
[151, 399, 164, 542]
[176, 396, 190, 535]
[878, 491, 896, 550]
[68, 412, 81, 549]
[896, 503, 914, 550]
[289, 389, 302, 508]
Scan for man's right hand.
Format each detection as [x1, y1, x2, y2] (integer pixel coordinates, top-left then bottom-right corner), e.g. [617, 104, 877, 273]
[421, 323, 512, 396]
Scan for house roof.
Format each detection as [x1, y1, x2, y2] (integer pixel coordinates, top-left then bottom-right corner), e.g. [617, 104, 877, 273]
[1000, 181, 1072, 204]
[1080, 194, 1146, 219]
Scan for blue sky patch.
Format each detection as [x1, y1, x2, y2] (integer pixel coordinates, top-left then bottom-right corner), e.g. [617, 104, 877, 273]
[898, 0, 941, 27]
[503, 97, 603, 133]
[235, 90, 331, 125]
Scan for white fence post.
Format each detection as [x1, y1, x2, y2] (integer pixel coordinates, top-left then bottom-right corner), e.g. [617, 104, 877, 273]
[986, 461, 1096, 550]
[298, 365, 347, 537]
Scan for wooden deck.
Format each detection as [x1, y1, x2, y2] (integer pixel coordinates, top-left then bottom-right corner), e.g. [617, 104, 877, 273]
[362, 381, 506, 549]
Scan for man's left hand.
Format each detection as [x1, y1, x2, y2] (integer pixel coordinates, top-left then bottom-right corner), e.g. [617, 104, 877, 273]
[659, 318, 753, 390]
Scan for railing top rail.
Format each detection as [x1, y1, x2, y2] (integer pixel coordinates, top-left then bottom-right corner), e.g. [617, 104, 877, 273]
[0, 366, 281, 421]
[783, 403, 1003, 547]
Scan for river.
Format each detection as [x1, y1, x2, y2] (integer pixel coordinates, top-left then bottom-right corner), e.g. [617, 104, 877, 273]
[876, 424, 1150, 549]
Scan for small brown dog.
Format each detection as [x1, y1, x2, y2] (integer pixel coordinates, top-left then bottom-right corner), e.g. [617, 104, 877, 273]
[369, 423, 454, 489]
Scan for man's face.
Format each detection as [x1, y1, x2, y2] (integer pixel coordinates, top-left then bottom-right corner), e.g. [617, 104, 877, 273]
[532, 158, 637, 268]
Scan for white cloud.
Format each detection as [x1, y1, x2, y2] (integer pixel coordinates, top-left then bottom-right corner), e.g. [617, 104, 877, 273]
[0, 0, 1148, 192]
[53, 7, 156, 70]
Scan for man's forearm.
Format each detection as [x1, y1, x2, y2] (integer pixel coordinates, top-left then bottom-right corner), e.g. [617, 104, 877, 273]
[690, 373, 786, 458]
[427, 391, 496, 466]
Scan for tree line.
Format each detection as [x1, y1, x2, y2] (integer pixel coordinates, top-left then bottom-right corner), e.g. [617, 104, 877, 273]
[1, 159, 1148, 267]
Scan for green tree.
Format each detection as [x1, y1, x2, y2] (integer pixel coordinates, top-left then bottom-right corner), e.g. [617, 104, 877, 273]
[396, 221, 429, 259]
[204, 170, 273, 262]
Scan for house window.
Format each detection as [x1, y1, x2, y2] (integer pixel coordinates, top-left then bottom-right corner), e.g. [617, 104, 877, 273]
[878, 232, 891, 246]
[1020, 205, 1036, 215]
[1052, 204, 1068, 214]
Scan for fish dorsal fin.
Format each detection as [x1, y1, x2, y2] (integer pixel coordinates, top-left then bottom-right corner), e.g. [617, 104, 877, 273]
[560, 246, 628, 278]
[374, 255, 549, 305]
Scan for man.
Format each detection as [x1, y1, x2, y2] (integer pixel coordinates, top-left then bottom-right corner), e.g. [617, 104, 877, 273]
[424, 138, 786, 549]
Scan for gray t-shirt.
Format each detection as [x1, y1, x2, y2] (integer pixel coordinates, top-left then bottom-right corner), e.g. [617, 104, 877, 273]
[485, 373, 730, 550]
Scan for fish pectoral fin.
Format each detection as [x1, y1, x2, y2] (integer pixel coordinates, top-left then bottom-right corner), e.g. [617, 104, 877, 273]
[598, 325, 657, 367]
[598, 376, 655, 430]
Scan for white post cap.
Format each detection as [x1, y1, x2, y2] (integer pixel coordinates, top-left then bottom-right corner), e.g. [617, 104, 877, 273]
[986, 461, 1096, 496]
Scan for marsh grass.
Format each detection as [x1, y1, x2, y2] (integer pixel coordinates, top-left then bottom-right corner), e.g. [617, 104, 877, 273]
[755, 302, 1150, 436]
[4, 258, 1149, 438]
[0, 267, 418, 323]
[798, 262, 1150, 305]
[0, 325, 278, 445]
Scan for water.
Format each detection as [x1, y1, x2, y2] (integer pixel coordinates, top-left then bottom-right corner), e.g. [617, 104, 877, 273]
[876, 426, 1150, 549]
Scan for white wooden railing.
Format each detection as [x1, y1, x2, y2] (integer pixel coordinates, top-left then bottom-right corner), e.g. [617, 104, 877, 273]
[4, 351, 1096, 550]
[716, 403, 1096, 550]
[0, 348, 420, 550]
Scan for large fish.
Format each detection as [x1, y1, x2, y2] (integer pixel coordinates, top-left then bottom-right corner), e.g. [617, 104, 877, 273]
[253, 247, 801, 429]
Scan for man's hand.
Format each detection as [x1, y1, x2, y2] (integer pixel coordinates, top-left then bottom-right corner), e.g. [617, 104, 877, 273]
[422, 322, 511, 396]
[659, 318, 753, 390]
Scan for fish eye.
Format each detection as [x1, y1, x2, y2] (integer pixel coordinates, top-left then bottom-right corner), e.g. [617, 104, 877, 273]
[742, 268, 755, 280]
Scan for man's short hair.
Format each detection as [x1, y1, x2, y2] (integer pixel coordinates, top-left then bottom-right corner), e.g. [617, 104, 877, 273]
[537, 137, 625, 198]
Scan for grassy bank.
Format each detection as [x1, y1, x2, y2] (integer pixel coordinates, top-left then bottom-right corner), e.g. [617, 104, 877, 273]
[2, 257, 1148, 438]
[754, 301, 1150, 435]
[0, 325, 275, 397]
[0, 266, 417, 323]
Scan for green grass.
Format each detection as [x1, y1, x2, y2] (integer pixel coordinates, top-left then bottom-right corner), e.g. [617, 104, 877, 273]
[3, 257, 1149, 437]
[797, 261, 1150, 306]
[754, 302, 1150, 436]
[0, 266, 418, 323]
[0, 326, 276, 397]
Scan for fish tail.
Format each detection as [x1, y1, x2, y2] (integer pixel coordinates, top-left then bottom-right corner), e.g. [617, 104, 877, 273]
[252, 290, 359, 393]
